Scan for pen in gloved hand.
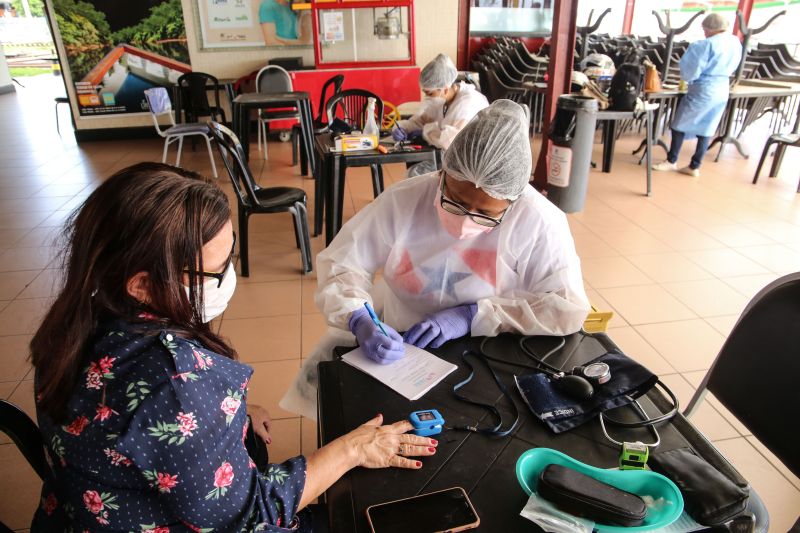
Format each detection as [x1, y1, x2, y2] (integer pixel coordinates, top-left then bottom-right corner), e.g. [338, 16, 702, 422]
[363, 302, 388, 337]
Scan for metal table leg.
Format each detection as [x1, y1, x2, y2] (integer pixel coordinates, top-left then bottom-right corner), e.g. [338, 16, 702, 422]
[646, 109, 654, 196]
[710, 98, 749, 162]
[300, 98, 316, 177]
[602, 120, 618, 173]
[314, 145, 326, 237]
[325, 154, 341, 246]
[335, 160, 347, 237]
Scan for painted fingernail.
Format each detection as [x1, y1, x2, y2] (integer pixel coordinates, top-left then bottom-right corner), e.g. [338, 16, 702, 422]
[428, 447, 436, 452]
[430, 439, 438, 445]
[415, 461, 422, 467]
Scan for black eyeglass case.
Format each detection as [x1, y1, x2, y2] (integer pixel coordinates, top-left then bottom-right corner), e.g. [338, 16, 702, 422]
[649, 447, 749, 526]
[537, 464, 647, 527]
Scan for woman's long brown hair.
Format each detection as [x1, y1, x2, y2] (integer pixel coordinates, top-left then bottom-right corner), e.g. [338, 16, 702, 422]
[31, 162, 237, 421]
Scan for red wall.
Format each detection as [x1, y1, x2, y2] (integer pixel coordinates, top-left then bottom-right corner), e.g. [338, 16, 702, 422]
[264, 66, 421, 129]
[290, 66, 421, 117]
[465, 36, 546, 69]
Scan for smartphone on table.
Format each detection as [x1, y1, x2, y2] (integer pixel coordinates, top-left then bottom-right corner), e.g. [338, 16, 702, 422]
[366, 486, 480, 533]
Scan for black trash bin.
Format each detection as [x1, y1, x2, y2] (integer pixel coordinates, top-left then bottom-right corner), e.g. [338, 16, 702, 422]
[547, 95, 598, 213]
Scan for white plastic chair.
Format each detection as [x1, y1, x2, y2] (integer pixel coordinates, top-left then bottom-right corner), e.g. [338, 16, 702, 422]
[255, 65, 300, 160]
[143, 87, 218, 178]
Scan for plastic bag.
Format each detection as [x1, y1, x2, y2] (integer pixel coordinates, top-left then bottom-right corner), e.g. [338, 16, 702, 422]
[520, 491, 594, 533]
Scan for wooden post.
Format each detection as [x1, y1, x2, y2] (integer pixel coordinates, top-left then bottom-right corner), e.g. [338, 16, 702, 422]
[622, 0, 635, 35]
[532, 0, 580, 190]
[456, 0, 471, 70]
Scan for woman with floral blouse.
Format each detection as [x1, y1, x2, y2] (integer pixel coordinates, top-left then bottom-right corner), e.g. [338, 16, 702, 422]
[29, 163, 437, 532]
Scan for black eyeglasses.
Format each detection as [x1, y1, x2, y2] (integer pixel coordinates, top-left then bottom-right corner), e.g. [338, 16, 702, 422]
[439, 175, 509, 228]
[185, 233, 236, 288]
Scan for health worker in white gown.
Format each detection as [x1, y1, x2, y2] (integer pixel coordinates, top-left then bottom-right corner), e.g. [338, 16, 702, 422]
[652, 13, 742, 177]
[280, 100, 590, 420]
[393, 53, 489, 151]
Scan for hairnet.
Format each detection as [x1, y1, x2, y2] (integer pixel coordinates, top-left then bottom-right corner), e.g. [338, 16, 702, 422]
[702, 13, 728, 32]
[419, 54, 458, 90]
[442, 99, 531, 201]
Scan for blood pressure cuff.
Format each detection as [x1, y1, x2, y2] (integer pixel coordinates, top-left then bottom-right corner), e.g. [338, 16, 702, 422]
[515, 350, 657, 433]
[538, 464, 647, 527]
[649, 448, 750, 526]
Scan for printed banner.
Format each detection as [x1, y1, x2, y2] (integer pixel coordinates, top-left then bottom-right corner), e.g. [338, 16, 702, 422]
[51, 0, 191, 116]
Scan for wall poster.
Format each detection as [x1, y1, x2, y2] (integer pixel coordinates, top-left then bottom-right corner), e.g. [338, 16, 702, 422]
[48, 0, 191, 116]
[321, 11, 344, 42]
[195, 0, 314, 49]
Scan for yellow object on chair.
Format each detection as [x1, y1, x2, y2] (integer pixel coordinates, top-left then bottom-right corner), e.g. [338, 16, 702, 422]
[583, 305, 614, 333]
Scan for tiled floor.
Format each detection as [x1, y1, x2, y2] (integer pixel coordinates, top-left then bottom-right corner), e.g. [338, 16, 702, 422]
[1, 75, 799, 531]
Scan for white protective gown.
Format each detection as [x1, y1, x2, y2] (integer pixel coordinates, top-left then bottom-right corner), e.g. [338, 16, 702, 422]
[397, 82, 490, 150]
[280, 172, 590, 419]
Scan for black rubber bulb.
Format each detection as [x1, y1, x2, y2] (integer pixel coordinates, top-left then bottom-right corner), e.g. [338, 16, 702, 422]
[554, 374, 595, 401]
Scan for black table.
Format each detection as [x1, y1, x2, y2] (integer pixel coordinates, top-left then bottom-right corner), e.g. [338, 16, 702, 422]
[709, 81, 800, 161]
[232, 92, 316, 177]
[319, 332, 765, 532]
[314, 134, 442, 244]
[596, 107, 656, 196]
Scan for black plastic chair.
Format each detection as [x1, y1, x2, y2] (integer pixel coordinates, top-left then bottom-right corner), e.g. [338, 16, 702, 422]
[684, 272, 800, 531]
[685, 272, 800, 477]
[177, 72, 227, 124]
[0, 400, 49, 480]
[325, 88, 384, 132]
[752, 133, 800, 193]
[326, 89, 386, 198]
[208, 121, 312, 276]
[0, 400, 49, 532]
[292, 74, 345, 172]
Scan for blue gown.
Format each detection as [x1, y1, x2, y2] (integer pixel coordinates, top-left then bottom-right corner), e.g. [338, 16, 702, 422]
[671, 33, 742, 139]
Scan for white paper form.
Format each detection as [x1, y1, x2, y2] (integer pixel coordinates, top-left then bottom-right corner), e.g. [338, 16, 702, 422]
[341, 344, 457, 401]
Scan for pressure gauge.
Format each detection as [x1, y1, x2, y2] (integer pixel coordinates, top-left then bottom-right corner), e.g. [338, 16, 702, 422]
[580, 362, 611, 385]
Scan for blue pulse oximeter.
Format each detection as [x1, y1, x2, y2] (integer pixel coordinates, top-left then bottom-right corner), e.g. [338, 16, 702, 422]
[409, 409, 444, 437]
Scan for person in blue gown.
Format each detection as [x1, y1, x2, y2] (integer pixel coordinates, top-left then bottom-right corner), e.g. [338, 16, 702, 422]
[652, 13, 742, 177]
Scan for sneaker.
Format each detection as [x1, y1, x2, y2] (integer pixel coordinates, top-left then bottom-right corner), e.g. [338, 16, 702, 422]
[679, 166, 700, 177]
[652, 160, 677, 171]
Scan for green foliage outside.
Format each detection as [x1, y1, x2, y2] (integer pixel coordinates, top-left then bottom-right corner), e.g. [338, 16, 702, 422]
[112, 0, 186, 45]
[10, 0, 45, 17]
[52, 0, 112, 50]
[51, 0, 188, 81]
[9, 66, 50, 77]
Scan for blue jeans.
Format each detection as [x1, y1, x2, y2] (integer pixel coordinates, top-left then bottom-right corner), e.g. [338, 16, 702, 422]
[667, 129, 710, 170]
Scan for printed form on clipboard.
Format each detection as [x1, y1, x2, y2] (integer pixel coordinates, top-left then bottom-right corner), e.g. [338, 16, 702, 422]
[341, 344, 457, 401]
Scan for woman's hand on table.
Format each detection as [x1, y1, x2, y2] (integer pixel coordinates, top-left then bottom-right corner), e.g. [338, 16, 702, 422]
[247, 403, 272, 445]
[343, 413, 438, 470]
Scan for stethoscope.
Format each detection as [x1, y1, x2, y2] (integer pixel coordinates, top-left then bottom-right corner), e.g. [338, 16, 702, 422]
[450, 336, 679, 447]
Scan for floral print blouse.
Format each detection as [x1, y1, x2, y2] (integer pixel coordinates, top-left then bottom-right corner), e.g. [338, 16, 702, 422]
[33, 317, 309, 532]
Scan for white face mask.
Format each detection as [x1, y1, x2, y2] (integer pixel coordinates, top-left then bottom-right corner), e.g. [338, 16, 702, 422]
[184, 263, 237, 322]
[424, 95, 447, 107]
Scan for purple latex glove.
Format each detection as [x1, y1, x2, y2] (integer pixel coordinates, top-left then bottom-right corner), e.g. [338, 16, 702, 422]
[391, 126, 408, 142]
[407, 129, 423, 140]
[403, 304, 478, 349]
[349, 307, 405, 364]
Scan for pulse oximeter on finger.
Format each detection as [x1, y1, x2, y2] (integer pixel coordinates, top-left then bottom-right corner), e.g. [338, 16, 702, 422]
[409, 409, 444, 437]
